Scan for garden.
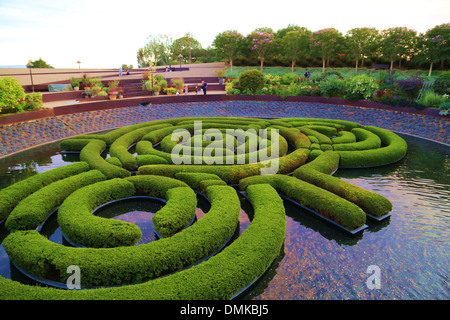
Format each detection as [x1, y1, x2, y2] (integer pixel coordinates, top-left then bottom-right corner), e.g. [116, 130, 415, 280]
[0, 116, 411, 299]
[224, 67, 450, 115]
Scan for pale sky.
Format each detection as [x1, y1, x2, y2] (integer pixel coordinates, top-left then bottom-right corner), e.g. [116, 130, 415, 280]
[0, 0, 448, 69]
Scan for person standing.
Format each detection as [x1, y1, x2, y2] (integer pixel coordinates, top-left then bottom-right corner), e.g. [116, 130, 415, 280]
[201, 81, 207, 95]
[119, 67, 123, 76]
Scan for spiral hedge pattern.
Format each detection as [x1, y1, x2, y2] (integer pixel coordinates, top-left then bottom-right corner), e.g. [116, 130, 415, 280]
[0, 116, 407, 300]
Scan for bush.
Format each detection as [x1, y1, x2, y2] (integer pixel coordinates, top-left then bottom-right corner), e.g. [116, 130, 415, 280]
[5, 170, 106, 232]
[319, 78, 346, 98]
[239, 174, 367, 231]
[432, 71, 450, 95]
[79, 139, 131, 179]
[0, 77, 25, 113]
[336, 126, 407, 167]
[419, 91, 448, 107]
[344, 74, 379, 100]
[23, 92, 43, 111]
[294, 152, 393, 218]
[0, 162, 90, 222]
[238, 69, 266, 94]
[3, 185, 241, 287]
[332, 128, 381, 151]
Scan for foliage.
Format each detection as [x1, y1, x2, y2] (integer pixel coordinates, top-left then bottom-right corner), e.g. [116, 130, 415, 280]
[27, 58, 53, 68]
[319, 78, 346, 98]
[248, 30, 275, 70]
[380, 27, 417, 70]
[344, 74, 380, 99]
[310, 28, 344, 72]
[0, 77, 26, 113]
[238, 69, 266, 93]
[395, 76, 423, 100]
[213, 30, 244, 70]
[23, 92, 43, 111]
[419, 91, 448, 107]
[432, 71, 450, 95]
[279, 28, 312, 71]
[438, 100, 450, 115]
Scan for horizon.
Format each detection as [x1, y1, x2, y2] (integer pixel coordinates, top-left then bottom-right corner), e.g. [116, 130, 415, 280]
[1, 0, 449, 69]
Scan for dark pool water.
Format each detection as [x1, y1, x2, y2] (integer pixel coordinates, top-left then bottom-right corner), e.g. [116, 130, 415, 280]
[0, 134, 448, 300]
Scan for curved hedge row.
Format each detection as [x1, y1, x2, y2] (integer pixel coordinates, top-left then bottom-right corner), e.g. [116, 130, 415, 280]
[0, 183, 285, 300]
[332, 128, 381, 151]
[336, 126, 408, 168]
[5, 170, 106, 232]
[57, 178, 142, 248]
[0, 162, 90, 222]
[293, 152, 393, 218]
[239, 174, 366, 231]
[80, 139, 131, 179]
[3, 185, 241, 287]
[109, 124, 172, 171]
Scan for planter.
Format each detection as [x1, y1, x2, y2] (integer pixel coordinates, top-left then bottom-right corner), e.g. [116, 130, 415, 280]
[109, 95, 117, 100]
[74, 87, 79, 91]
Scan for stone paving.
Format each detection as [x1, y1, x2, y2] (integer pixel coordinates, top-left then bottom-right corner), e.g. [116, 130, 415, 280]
[0, 100, 448, 158]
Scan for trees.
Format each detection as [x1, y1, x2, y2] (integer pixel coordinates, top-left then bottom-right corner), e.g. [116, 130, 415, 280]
[416, 23, 450, 76]
[27, 58, 53, 68]
[310, 28, 344, 73]
[137, 34, 173, 67]
[248, 29, 275, 70]
[172, 33, 202, 64]
[345, 28, 379, 73]
[279, 28, 311, 72]
[213, 30, 244, 71]
[380, 27, 417, 72]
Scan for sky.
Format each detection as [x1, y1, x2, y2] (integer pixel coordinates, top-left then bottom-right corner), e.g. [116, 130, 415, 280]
[0, 0, 449, 69]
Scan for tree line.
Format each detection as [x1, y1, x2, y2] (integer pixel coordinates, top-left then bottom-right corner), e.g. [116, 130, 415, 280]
[136, 24, 449, 75]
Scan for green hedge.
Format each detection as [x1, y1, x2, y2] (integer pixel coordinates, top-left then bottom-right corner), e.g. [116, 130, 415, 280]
[3, 185, 240, 287]
[0, 162, 90, 222]
[152, 187, 197, 238]
[336, 126, 408, 167]
[174, 172, 224, 190]
[294, 152, 393, 218]
[59, 139, 93, 152]
[109, 124, 172, 171]
[279, 118, 362, 131]
[80, 139, 131, 179]
[239, 174, 366, 231]
[332, 128, 381, 151]
[298, 127, 332, 145]
[0, 184, 285, 300]
[303, 125, 337, 137]
[5, 170, 106, 232]
[331, 131, 357, 144]
[136, 155, 169, 166]
[57, 178, 141, 248]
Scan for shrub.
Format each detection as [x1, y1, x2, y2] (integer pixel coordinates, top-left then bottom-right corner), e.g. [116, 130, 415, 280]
[344, 74, 379, 100]
[5, 170, 106, 232]
[3, 185, 241, 287]
[332, 128, 381, 151]
[432, 71, 450, 95]
[336, 126, 407, 167]
[79, 139, 131, 179]
[319, 78, 346, 98]
[0, 162, 90, 221]
[164, 87, 177, 95]
[0, 77, 25, 113]
[294, 152, 393, 218]
[23, 92, 43, 111]
[419, 91, 448, 107]
[239, 174, 367, 231]
[238, 69, 266, 94]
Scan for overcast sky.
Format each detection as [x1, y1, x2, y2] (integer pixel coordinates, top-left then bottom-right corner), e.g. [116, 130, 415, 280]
[0, 0, 448, 69]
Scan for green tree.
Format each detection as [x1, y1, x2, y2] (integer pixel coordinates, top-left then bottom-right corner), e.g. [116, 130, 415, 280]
[213, 30, 244, 71]
[345, 27, 379, 72]
[380, 27, 417, 72]
[416, 23, 450, 76]
[137, 34, 173, 67]
[172, 33, 202, 64]
[27, 58, 53, 68]
[248, 29, 275, 70]
[310, 28, 344, 73]
[280, 28, 311, 72]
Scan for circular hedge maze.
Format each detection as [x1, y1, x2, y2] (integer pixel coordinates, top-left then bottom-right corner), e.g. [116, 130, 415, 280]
[0, 116, 408, 300]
